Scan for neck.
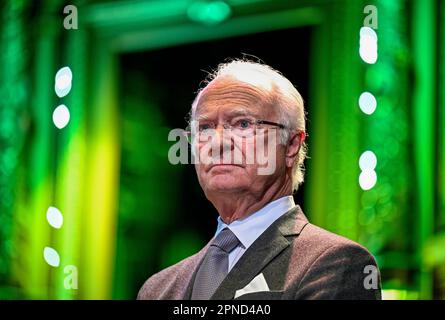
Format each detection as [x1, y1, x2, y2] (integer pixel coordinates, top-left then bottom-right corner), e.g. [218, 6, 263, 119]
[206, 177, 293, 224]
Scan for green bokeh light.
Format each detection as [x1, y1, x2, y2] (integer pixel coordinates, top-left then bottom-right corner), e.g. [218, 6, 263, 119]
[187, 0, 231, 25]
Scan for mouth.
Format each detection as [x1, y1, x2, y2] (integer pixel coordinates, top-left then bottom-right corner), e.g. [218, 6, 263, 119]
[207, 164, 244, 172]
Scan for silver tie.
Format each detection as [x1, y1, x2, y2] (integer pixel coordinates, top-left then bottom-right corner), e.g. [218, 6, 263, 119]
[191, 228, 240, 300]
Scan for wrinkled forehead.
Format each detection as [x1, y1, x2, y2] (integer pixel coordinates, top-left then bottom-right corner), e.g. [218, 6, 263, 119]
[193, 77, 273, 119]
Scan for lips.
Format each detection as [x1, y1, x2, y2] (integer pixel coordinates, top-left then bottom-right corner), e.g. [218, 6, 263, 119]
[207, 163, 244, 172]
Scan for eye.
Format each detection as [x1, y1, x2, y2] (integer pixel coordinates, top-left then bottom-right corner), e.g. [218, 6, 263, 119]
[198, 123, 213, 132]
[234, 119, 253, 130]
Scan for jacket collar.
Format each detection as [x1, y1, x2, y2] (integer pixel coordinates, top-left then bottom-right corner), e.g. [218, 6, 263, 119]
[184, 205, 308, 299]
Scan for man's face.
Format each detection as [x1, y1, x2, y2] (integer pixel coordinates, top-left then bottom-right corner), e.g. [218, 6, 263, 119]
[193, 78, 287, 197]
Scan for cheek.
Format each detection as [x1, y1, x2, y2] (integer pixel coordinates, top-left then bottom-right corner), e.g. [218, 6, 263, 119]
[195, 164, 206, 185]
[245, 138, 283, 172]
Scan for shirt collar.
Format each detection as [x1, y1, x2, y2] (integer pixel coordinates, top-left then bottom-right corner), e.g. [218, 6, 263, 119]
[215, 196, 296, 250]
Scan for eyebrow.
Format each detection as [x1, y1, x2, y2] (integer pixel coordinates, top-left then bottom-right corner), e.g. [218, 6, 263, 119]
[195, 107, 258, 121]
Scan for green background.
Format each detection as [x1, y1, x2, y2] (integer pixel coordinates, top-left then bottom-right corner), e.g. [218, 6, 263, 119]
[0, 0, 444, 299]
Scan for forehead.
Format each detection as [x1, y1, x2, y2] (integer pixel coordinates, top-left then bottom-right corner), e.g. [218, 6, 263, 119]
[194, 78, 274, 118]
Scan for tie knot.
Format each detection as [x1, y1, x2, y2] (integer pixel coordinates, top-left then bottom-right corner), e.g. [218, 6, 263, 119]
[212, 228, 240, 253]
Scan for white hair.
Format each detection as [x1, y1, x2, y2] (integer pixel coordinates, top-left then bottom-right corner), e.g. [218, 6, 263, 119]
[190, 58, 307, 191]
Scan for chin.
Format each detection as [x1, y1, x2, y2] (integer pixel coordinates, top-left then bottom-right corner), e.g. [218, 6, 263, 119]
[206, 175, 247, 192]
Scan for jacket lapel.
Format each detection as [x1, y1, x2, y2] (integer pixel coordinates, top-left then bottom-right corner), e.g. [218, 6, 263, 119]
[210, 206, 308, 300]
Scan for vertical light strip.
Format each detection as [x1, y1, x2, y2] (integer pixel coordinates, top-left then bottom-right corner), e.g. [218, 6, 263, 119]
[53, 25, 88, 299]
[307, 0, 363, 241]
[332, 0, 362, 241]
[25, 24, 57, 299]
[82, 43, 120, 299]
[439, 0, 445, 234]
[412, 0, 435, 299]
[307, 15, 330, 229]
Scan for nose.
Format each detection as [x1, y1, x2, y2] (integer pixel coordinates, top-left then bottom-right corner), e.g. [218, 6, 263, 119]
[212, 123, 231, 140]
[210, 123, 234, 157]
[214, 122, 230, 132]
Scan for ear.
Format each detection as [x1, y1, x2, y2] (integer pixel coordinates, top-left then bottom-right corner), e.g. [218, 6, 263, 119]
[285, 131, 305, 168]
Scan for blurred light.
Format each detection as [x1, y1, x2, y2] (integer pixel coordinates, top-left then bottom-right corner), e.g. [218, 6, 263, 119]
[359, 91, 377, 114]
[359, 27, 378, 64]
[54, 66, 72, 97]
[382, 289, 419, 300]
[361, 188, 378, 207]
[359, 150, 377, 171]
[358, 207, 376, 226]
[360, 26, 377, 40]
[52, 104, 70, 129]
[359, 39, 378, 64]
[46, 206, 63, 229]
[384, 137, 401, 158]
[187, 0, 231, 25]
[359, 169, 377, 190]
[43, 247, 60, 267]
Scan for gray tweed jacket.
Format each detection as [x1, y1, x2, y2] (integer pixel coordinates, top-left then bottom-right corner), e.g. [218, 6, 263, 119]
[137, 206, 382, 300]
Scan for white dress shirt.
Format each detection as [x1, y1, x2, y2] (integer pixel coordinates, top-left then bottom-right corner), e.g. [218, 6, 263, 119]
[214, 195, 296, 272]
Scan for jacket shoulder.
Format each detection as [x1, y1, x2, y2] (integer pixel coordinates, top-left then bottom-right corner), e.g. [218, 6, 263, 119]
[298, 222, 375, 256]
[289, 222, 381, 299]
[137, 251, 201, 300]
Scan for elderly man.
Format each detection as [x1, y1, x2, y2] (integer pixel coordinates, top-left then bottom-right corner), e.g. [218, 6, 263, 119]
[138, 59, 381, 300]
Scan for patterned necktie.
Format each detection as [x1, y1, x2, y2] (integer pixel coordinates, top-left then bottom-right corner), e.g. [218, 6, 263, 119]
[191, 228, 240, 300]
